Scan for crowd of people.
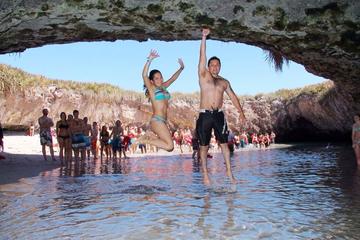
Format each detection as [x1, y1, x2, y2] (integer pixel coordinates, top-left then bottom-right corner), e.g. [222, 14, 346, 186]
[37, 108, 197, 165]
[2, 112, 360, 168]
[34, 107, 280, 165]
[37, 109, 141, 165]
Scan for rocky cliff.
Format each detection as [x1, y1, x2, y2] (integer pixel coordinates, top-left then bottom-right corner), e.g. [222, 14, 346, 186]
[0, 64, 356, 142]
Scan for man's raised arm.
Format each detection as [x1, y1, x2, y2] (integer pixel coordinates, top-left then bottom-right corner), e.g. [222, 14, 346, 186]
[198, 28, 210, 78]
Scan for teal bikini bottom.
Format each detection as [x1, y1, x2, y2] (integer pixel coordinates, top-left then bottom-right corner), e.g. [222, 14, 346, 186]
[151, 115, 167, 123]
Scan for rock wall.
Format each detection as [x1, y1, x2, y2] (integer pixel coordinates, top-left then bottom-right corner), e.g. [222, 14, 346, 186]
[0, 64, 356, 142]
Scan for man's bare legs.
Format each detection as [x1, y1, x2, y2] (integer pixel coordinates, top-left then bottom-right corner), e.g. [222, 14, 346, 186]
[42, 145, 47, 161]
[87, 149, 91, 161]
[199, 145, 211, 185]
[80, 149, 86, 163]
[199, 144, 236, 185]
[42, 144, 55, 161]
[219, 143, 236, 184]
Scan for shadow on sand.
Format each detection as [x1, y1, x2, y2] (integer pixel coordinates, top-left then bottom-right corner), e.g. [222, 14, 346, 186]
[0, 152, 60, 185]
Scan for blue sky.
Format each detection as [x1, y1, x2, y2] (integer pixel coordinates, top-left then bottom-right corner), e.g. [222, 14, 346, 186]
[0, 40, 326, 95]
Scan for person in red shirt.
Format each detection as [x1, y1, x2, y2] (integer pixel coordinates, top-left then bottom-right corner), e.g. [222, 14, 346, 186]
[122, 134, 130, 159]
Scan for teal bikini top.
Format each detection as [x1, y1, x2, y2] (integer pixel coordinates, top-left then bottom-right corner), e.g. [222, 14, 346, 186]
[354, 126, 360, 132]
[154, 87, 171, 101]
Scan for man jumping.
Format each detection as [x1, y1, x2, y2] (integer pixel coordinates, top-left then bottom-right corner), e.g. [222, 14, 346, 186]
[196, 28, 246, 185]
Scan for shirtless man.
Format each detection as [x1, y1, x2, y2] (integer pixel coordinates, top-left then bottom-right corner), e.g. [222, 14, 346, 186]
[196, 28, 246, 184]
[69, 110, 86, 163]
[110, 120, 124, 160]
[38, 109, 56, 161]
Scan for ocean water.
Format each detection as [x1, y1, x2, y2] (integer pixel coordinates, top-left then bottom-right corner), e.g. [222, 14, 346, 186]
[1, 144, 360, 240]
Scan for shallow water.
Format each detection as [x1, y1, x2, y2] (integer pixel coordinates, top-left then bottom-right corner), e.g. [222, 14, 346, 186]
[1, 144, 360, 240]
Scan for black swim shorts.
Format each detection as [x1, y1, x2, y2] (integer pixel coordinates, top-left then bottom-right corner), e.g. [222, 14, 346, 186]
[196, 110, 228, 146]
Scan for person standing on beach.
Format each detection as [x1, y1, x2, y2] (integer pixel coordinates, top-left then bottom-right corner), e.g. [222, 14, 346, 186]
[83, 117, 92, 160]
[100, 125, 110, 161]
[56, 112, 71, 165]
[69, 110, 86, 163]
[270, 131, 276, 144]
[38, 109, 56, 161]
[29, 122, 35, 136]
[137, 49, 184, 151]
[91, 122, 99, 159]
[110, 120, 123, 160]
[352, 114, 360, 166]
[196, 28, 246, 184]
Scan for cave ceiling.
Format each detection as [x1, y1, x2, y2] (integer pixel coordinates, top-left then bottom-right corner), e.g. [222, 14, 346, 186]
[0, 0, 359, 91]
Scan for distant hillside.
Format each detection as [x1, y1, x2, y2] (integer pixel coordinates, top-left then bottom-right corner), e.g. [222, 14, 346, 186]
[0, 64, 355, 142]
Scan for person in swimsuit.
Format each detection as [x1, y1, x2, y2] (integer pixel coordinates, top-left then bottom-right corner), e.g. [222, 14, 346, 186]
[270, 131, 276, 144]
[69, 110, 86, 163]
[137, 49, 184, 151]
[56, 112, 71, 165]
[29, 122, 35, 136]
[352, 114, 360, 166]
[100, 125, 110, 161]
[110, 120, 123, 160]
[38, 109, 56, 161]
[83, 117, 92, 160]
[240, 131, 248, 148]
[174, 129, 184, 153]
[91, 122, 99, 159]
[137, 127, 147, 154]
[122, 132, 130, 158]
[197, 28, 246, 185]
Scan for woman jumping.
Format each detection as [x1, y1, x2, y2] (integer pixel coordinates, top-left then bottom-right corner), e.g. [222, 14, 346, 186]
[138, 49, 184, 151]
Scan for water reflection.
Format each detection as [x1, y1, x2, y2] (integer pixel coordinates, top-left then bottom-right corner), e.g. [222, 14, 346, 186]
[1, 144, 360, 239]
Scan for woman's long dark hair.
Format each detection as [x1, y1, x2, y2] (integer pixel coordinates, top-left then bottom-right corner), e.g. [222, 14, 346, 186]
[60, 112, 66, 120]
[144, 69, 161, 99]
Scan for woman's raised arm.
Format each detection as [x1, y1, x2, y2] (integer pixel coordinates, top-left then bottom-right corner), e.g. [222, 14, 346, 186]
[163, 58, 184, 88]
[142, 49, 159, 90]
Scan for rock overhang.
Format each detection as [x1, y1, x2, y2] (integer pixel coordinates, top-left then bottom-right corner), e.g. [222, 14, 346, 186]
[0, 0, 359, 91]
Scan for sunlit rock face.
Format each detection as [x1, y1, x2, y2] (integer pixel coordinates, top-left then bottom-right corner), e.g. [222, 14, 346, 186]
[0, 64, 356, 142]
[0, 80, 354, 142]
[0, 0, 359, 90]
